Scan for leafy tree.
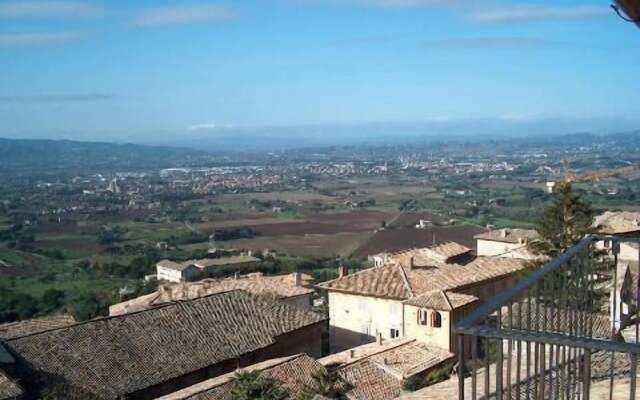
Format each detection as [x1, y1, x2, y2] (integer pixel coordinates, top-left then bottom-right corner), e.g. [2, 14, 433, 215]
[528, 181, 595, 258]
[299, 369, 346, 400]
[41, 288, 66, 312]
[230, 371, 289, 400]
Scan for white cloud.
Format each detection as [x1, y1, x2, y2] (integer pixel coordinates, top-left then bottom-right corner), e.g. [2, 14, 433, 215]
[0, 1, 102, 18]
[304, 0, 451, 7]
[136, 4, 234, 27]
[470, 5, 608, 23]
[423, 36, 558, 49]
[0, 31, 82, 46]
[0, 93, 117, 102]
[188, 123, 219, 131]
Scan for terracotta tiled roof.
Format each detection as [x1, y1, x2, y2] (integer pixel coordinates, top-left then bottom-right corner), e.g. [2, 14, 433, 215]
[157, 354, 325, 400]
[383, 242, 472, 267]
[424, 242, 472, 261]
[474, 228, 538, 244]
[320, 257, 527, 300]
[109, 272, 314, 315]
[0, 370, 22, 400]
[340, 359, 402, 400]
[0, 314, 76, 340]
[404, 290, 478, 311]
[6, 290, 325, 399]
[366, 341, 454, 378]
[594, 211, 640, 234]
[321, 339, 454, 400]
[320, 264, 413, 300]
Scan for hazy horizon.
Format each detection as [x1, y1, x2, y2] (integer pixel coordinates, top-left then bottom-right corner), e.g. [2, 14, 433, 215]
[2, 0, 640, 143]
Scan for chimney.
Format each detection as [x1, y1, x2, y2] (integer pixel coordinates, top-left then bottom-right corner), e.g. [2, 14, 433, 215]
[501, 229, 508, 238]
[409, 256, 415, 270]
[234, 272, 240, 280]
[292, 272, 302, 287]
[377, 332, 383, 345]
[247, 250, 253, 257]
[338, 265, 348, 278]
[349, 350, 355, 360]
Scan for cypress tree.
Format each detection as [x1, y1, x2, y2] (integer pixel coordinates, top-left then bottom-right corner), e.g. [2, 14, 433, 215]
[529, 181, 595, 258]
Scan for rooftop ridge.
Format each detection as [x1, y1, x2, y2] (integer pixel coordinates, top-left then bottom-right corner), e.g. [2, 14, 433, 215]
[156, 354, 307, 400]
[6, 289, 249, 341]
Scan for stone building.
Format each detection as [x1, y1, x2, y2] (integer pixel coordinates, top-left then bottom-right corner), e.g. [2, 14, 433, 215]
[156, 255, 261, 283]
[320, 253, 527, 353]
[474, 228, 539, 260]
[1, 290, 325, 399]
[109, 272, 315, 316]
[319, 337, 455, 400]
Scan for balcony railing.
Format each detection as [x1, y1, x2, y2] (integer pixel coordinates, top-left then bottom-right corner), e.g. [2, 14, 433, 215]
[455, 235, 640, 400]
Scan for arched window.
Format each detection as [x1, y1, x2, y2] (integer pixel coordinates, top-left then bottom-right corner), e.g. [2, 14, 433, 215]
[431, 311, 442, 328]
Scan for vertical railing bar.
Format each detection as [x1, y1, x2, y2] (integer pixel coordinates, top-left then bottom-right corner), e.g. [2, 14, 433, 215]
[538, 342, 546, 400]
[562, 345, 568, 400]
[583, 348, 591, 400]
[534, 284, 541, 400]
[516, 338, 522, 400]
[548, 343, 554, 400]
[496, 308, 503, 400]
[636, 244, 640, 345]
[526, 337, 531, 400]
[484, 336, 490, 400]
[472, 335, 477, 400]
[554, 343, 561, 400]
[609, 241, 619, 400]
[506, 304, 512, 400]
[458, 334, 465, 400]
[631, 353, 637, 400]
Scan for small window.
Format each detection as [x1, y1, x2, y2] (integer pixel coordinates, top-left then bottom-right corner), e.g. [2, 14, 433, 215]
[417, 309, 428, 326]
[390, 328, 400, 339]
[431, 311, 442, 328]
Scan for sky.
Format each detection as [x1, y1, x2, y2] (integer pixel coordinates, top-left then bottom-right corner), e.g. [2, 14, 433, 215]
[1, 0, 639, 144]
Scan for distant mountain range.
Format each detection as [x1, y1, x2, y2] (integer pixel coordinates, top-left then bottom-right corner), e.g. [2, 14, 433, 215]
[0, 138, 206, 174]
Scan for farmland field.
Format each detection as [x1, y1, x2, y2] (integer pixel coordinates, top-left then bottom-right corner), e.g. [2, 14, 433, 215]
[220, 232, 373, 258]
[353, 225, 486, 257]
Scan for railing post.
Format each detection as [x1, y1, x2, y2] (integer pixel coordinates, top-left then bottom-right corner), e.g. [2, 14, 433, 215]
[458, 334, 465, 400]
[496, 308, 503, 400]
[583, 349, 591, 400]
[631, 353, 637, 400]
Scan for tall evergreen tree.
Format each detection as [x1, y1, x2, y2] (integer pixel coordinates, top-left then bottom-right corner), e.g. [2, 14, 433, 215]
[529, 181, 595, 258]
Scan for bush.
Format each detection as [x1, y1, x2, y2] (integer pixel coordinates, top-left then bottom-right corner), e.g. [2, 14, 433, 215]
[230, 371, 289, 400]
[402, 375, 428, 392]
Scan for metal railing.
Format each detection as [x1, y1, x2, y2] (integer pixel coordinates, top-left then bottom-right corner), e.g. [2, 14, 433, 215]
[455, 235, 640, 400]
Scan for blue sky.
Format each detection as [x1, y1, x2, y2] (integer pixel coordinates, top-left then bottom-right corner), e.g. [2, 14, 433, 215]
[0, 0, 639, 143]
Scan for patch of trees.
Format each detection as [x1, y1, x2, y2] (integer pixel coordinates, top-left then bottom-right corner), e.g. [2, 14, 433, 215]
[97, 225, 128, 245]
[167, 231, 209, 246]
[0, 224, 35, 250]
[92, 257, 154, 279]
[212, 227, 257, 241]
